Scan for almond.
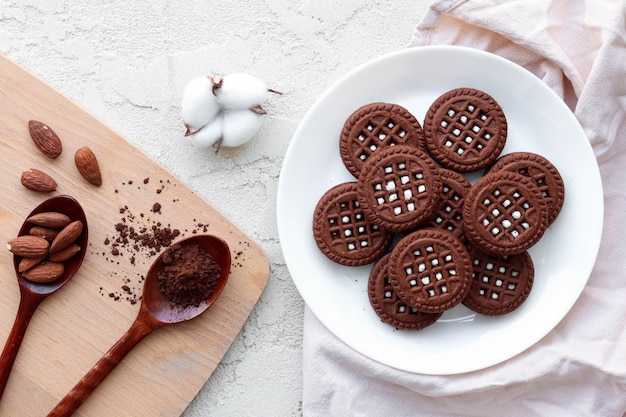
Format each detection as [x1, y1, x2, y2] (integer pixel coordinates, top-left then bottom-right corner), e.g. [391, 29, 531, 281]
[27, 212, 71, 228]
[7, 235, 50, 258]
[22, 262, 64, 283]
[28, 120, 62, 159]
[29, 226, 60, 242]
[74, 146, 102, 186]
[50, 220, 83, 253]
[18, 255, 45, 273]
[21, 168, 58, 192]
[48, 243, 81, 262]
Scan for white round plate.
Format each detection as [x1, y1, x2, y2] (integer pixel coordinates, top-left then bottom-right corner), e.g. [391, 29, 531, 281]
[276, 46, 603, 374]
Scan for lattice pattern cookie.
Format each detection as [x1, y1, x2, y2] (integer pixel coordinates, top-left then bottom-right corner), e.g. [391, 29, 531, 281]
[463, 171, 549, 255]
[425, 168, 471, 240]
[368, 253, 442, 330]
[357, 145, 441, 232]
[424, 88, 507, 172]
[340, 102, 425, 178]
[490, 151, 565, 225]
[463, 245, 534, 316]
[388, 228, 472, 313]
[313, 182, 393, 266]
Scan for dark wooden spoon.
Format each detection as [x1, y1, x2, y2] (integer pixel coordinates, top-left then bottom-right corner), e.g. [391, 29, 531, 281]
[46, 234, 231, 417]
[0, 195, 88, 401]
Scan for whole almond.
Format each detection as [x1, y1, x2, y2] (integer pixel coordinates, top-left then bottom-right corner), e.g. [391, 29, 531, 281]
[22, 262, 64, 283]
[27, 212, 71, 228]
[48, 244, 81, 262]
[29, 226, 60, 242]
[7, 235, 50, 258]
[21, 168, 58, 192]
[74, 146, 102, 186]
[18, 255, 45, 273]
[28, 120, 62, 159]
[50, 220, 83, 253]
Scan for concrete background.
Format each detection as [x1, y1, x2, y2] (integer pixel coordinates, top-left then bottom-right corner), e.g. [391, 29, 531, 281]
[0, 1, 431, 415]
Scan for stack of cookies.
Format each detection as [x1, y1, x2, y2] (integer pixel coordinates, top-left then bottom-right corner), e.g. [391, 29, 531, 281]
[312, 88, 565, 331]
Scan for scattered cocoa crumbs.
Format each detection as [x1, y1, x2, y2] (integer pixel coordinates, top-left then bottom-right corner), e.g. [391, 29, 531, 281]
[155, 179, 169, 194]
[99, 272, 143, 304]
[232, 240, 251, 268]
[97, 177, 221, 306]
[108, 220, 180, 257]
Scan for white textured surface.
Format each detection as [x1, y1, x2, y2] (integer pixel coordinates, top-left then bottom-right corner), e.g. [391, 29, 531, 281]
[0, 1, 430, 415]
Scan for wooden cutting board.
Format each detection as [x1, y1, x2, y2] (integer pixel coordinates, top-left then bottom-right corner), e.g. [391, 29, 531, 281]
[0, 54, 269, 416]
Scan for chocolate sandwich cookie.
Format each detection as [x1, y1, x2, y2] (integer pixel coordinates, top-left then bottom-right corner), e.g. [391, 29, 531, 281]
[388, 228, 472, 313]
[463, 245, 534, 316]
[340, 102, 425, 178]
[368, 253, 442, 330]
[313, 182, 393, 266]
[463, 171, 549, 255]
[357, 145, 441, 233]
[425, 169, 471, 240]
[424, 88, 507, 172]
[490, 151, 565, 225]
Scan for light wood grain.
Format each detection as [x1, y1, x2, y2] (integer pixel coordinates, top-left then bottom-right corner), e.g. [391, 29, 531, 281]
[0, 54, 269, 416]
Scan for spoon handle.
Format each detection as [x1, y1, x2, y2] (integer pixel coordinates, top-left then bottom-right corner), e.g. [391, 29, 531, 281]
[46, 313, 161, 417]
[0, 292, 44, 402]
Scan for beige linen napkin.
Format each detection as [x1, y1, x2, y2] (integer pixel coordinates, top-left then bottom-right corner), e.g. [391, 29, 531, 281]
[302, 1, 626, 416]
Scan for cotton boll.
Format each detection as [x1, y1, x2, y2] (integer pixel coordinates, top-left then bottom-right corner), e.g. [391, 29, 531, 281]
[181, 76, 221, 136]
[184, 114, 223, 148]
[214, 109, 264, 153]
[213, 73, 278, 111]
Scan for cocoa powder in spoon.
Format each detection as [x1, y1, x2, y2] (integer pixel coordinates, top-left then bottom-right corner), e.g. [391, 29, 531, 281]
[156, 243, 221, 308]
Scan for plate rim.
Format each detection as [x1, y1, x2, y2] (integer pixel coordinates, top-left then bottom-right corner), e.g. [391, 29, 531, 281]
[277, 45, 604, 374]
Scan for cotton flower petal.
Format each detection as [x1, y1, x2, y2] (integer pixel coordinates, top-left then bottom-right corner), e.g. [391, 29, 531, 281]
[221, 109, 264, 148]
[185, 115, 223, 148]
[213, 73, 270, 110]
[181, 76, 221, 133]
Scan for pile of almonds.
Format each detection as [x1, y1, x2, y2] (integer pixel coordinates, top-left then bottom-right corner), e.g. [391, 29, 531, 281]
[22, 120, 102, 192]
[7, 212, 84, 283]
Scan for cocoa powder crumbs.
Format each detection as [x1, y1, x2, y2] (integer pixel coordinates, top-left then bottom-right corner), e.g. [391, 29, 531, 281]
[156, 243, 221, 308]
[232, 240, 251, 268]
[108, 213, 180, 258]
[97, 177, 229, 305]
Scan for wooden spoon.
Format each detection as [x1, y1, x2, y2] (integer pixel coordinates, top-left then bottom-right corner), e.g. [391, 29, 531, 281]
[0, 195, 88, 402]
[46, 234, 231, 417]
